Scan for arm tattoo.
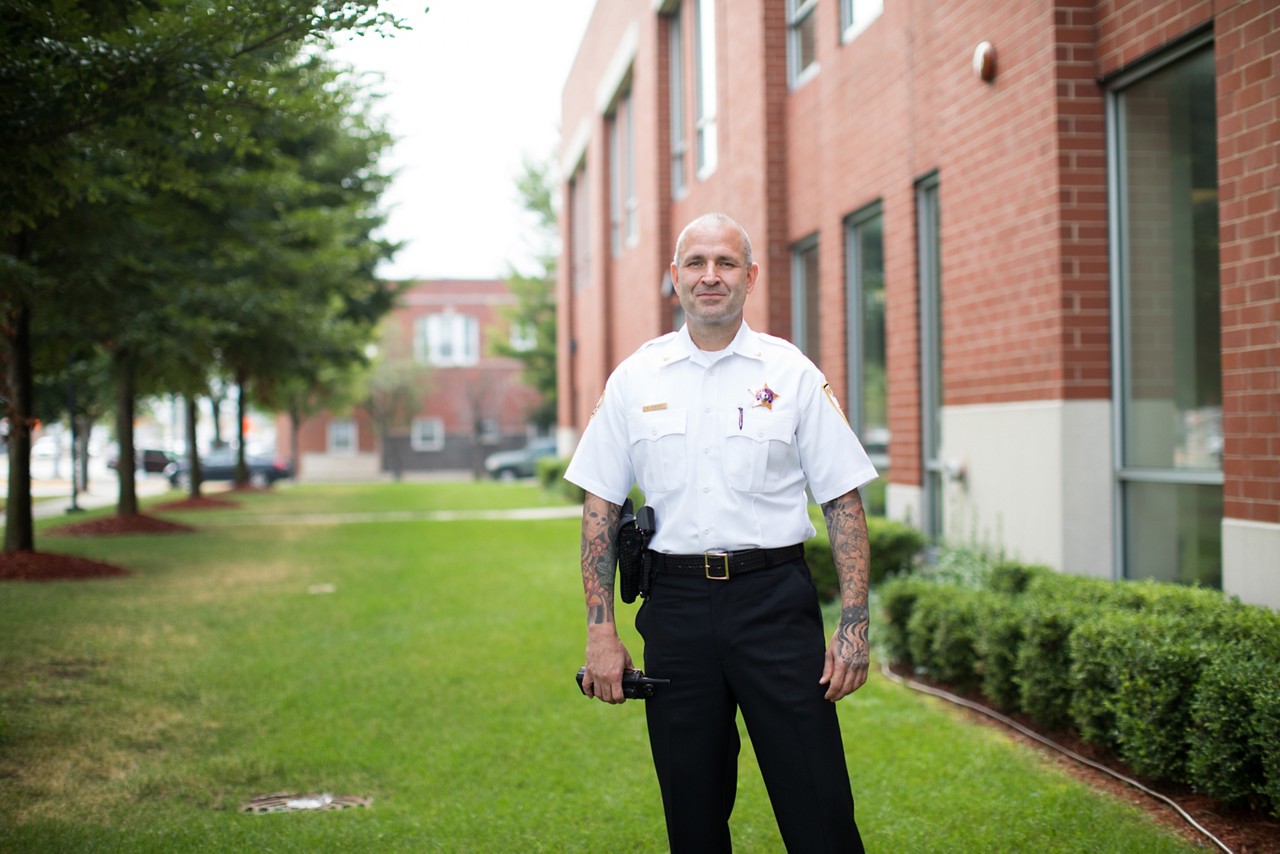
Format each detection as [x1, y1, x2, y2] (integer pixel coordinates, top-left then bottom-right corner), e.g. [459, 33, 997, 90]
[822, 490, 871, 665]
[580, 494, 622, 626]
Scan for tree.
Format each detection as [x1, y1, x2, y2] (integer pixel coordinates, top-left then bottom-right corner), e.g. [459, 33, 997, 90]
[491, 157, 559, 431]
[1, 0, 405, 551]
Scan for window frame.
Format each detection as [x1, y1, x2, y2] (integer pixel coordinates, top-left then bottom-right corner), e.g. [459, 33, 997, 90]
[411, 417, 445, 452]
[787, 0, 820, 88]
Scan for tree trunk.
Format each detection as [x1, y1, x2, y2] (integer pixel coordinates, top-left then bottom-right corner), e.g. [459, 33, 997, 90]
[234, 374, 249, 487]
[185, 393, 202, 498]
[289, 404, 301, 482]
[114, 350, 138, 516]
[3, 300, 35, 552]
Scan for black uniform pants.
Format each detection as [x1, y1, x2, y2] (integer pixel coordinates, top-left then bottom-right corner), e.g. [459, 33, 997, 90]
[636, 556, 864, 854]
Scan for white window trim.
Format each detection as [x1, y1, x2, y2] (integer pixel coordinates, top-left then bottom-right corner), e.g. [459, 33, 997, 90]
[840, 0, 883, 44]
[327, 419, 357, 456]
[411, 417, 445, 452]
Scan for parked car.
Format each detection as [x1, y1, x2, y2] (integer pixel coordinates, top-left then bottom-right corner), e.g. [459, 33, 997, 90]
[166, 448, 292, 489]
[483, 437, 558, 480]
[107, 448, 177, 474]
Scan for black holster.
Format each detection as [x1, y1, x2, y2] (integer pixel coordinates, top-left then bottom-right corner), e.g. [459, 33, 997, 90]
[616, 498, 656, 604]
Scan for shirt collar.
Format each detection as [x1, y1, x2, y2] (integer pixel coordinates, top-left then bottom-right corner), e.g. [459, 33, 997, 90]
[659, 322, 766, 368]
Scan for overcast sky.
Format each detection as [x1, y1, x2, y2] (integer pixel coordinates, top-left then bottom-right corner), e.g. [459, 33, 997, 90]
[331, 1, 596, 281]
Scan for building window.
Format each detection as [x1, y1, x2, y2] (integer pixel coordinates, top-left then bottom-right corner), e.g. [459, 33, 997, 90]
[668, 6, 688, 199]
[415, 310, 479, 367]
[845, 204, 888, 514]
[791, 235, 821, 363]
[411, 417, 445, 452]
[328, 420, 356, 456]
[608, 86, 637, 256]
[694, 0, 717, 178]
[787, 0, 819, 87]
[839, 0, 882, 42]
[570, 168, 590, 292]
[1110, 38, 1220, 588]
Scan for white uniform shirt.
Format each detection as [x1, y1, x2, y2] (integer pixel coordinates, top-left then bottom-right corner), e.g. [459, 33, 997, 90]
[565, 322, 878, 554]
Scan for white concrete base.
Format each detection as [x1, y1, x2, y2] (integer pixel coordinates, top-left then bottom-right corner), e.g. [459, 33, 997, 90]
[1222, 518, 1280, 610]
[299, 452, 380, 481]
[937, 399, 1114, 578]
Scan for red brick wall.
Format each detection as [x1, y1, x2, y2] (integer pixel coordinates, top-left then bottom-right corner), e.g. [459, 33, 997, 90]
[281, 279, 540, 471]
[557, 0, 1279, 525]
[1215, 0, 1280, 524]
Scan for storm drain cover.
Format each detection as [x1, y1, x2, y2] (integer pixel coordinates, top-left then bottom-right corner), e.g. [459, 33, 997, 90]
[240, 793, 372, 814]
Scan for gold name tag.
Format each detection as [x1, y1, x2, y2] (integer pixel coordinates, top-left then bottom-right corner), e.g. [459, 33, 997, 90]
[642, 403, 668, 412]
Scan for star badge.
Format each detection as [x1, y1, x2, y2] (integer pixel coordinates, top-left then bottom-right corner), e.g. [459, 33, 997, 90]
[750, 384, 779, 410]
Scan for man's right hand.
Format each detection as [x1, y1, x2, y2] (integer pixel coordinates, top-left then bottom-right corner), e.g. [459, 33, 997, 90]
[583, 627, 633, 704]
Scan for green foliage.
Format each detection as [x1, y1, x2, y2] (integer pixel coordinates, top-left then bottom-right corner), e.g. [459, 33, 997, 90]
[865, 516, 927, 583]
[492, 157, 559, 430]
[974, 596, 1026, 710]
[1110, 616, 1212, 782]
[1016, 599, 1089, 732]
[881, 560, 1280, 817]
[1187, 650, 1277, 810]
[878, 576, 931, 667]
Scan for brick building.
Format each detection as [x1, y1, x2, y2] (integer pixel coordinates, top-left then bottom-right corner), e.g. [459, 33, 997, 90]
[281, 279, 544, 480]
[555, 0, 1278, 607]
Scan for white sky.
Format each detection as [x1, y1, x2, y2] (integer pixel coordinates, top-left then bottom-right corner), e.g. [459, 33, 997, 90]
[331, 1, 596, 281]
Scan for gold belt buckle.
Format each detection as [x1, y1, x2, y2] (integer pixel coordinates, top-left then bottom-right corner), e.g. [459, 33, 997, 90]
[704, 550, 730, 581]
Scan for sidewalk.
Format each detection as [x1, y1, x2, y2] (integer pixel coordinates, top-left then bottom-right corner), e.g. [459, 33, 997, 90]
[18, 476, 173, 520]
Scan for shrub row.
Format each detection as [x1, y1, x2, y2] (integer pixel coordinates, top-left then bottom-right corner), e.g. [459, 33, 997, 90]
[880, 566, 1280, 817]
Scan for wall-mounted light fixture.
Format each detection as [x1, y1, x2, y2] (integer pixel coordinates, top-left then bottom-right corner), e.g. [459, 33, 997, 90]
[973, 41, 997, 83]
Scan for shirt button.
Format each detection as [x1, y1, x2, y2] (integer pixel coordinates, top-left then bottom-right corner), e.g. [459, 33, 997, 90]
[702, 486, 710, 493]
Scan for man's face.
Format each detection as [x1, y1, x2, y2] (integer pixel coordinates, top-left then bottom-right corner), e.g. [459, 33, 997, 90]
[671, 221, 759, 330]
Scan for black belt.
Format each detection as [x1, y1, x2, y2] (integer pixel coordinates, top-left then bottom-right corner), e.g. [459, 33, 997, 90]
[648, 544, 805, 581]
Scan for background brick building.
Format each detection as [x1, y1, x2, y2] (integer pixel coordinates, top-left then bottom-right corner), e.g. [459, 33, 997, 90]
[556, 0, 1278, 607]
[281, 279, 544, 480]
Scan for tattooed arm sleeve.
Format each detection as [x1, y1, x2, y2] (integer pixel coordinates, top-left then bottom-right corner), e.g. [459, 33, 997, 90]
[581, 492, 624, 627]
[821, 488, 871, 668]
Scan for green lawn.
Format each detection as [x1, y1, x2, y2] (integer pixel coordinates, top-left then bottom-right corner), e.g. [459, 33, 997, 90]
[0, 483, 1198, 852]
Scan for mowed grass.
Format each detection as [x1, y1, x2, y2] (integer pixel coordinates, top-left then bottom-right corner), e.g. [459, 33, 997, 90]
[0, 483, 1198, 852]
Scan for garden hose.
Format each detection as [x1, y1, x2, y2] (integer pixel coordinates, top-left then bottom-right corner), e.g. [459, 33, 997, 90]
[877, 662, 1233, 854]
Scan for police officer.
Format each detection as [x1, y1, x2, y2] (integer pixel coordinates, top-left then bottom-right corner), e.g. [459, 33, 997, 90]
[566, 212, 876, 853]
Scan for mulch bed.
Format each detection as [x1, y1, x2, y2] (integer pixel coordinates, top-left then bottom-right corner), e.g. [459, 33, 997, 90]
[889, 664, 1280, 853]
[45, 513, 196, 538]
[2, 498, 245, 582]
[0, 550, 131, 581]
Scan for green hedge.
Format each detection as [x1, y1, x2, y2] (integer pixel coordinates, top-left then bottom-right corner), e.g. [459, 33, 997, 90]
[880, 566, 1280, 817]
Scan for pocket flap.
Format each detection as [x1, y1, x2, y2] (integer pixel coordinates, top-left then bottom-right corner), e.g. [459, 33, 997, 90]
[628, 408, 687, 442]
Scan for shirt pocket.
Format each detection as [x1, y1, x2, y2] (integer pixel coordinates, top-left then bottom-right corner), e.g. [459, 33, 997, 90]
[723, 409, 796, 493]
[627, 409, 688, 493]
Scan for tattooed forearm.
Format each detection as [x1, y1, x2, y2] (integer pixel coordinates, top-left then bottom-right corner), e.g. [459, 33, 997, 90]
[580, 493, 623, 626]
[821, 490, 871, 656]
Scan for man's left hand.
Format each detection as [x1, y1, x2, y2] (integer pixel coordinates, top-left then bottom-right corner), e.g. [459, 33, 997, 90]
[819, 608, 870, 701]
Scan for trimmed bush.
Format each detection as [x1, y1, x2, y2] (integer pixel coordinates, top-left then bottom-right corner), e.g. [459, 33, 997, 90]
[866, 516, 928, 583]
[1188, 650, 1277, 809]
[975, 596, 1027, 711]
[925, 587, 984, 692]
[879, 576, 930, 667]
[988, 560, 1051, 596]
[1016, 600, 1086, 731]
[1254, 674, 1280, 819]
[1067, 613, 1136, 752]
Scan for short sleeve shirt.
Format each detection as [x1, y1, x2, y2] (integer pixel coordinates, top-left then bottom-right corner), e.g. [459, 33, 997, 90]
[564, 323, 878, 554]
